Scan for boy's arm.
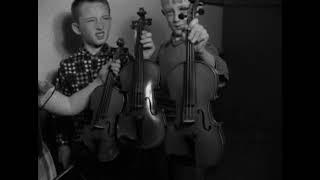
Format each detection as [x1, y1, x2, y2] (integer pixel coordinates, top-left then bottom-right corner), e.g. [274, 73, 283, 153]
[199, 43, 229, 88]
[40, 79, 102, 116]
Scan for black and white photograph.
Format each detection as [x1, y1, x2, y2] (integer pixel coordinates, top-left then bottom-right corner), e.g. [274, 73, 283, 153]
[38, 0, 282, 179]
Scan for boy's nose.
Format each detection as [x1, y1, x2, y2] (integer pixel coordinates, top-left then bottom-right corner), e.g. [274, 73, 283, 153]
[174, 13, 180, 22]
[96, 21, 104, 29]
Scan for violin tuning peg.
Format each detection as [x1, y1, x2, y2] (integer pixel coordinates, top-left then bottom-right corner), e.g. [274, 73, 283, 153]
[197, 8, 205, 15]
[178, 13, 187, 20]
[116, 38, 125, 47]
[131, 21, 137, 29]
[138, 7, 146, 17]
[139, 7, 145, 12]
[146, 18, 152, 26]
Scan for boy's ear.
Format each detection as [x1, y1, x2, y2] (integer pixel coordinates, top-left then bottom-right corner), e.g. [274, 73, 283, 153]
[71, 22, 81, 35]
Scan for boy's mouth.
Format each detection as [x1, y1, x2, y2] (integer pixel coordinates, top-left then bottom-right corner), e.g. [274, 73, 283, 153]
[95, 32, 105, 39]
[174, 24, 186, 30]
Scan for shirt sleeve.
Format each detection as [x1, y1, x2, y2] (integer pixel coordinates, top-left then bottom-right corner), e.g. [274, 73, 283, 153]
[55, 62, 72, 96]
[202, 43, 229, 88]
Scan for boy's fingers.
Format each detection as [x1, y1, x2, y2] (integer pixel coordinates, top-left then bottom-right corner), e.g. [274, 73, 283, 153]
[140, 38, 153, 44]
[189, 18, 199, 29]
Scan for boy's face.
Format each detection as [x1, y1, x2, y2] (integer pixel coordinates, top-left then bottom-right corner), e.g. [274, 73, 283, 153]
[76, 2, 111, 48]
[161, 0, 190, 36]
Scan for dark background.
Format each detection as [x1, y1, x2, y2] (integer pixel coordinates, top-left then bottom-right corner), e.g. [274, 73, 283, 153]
[209, 0, 282, 179]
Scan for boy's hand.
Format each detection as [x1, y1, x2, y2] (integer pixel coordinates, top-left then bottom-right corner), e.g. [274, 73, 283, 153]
[141, 30, 155, 59]
[135, 30, 155, 60]
[187, 18, 209, 54]
[110, 59, 121, 76]
[97, 59, 121, 84]
[97, 63, 109, 84]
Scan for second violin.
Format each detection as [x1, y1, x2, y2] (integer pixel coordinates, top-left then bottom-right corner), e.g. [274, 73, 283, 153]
[82, 38, 129, 162]
[116, 8, 166, 149]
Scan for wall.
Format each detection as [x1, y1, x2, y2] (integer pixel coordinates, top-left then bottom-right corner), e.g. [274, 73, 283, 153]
[38, 0, 223, 81]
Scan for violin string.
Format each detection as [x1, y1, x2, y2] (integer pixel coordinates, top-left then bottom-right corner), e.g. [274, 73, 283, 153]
[140, 23, 144, 108]
[105, 56, 118, 110]
[138, 22, 144, 108]
[193, 2, 198, 120]
[187, 9, 192, 120]
[186, 2, 197, 121]
[95, 64, 110, 125]
[137, 25, 140, 108]
[104, 67, 113, 111]
[101, 72, 112, 114]
[95, 76, 106, 124]
[133, 23, 140, 110]
[182, 20, 189, 120]
[95, 51, 118, 126]
[188, 39, 190, 119]
[191, 4, 195, 119]
[192, 2, 198, 119]
[186, 34, 189, 120]
[133, 27, 137, 110]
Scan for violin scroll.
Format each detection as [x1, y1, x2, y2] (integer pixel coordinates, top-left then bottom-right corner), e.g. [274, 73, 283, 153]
[113, 38, 129, 67]
[131, 8, 152, 30]
[178, 0, 205, 20]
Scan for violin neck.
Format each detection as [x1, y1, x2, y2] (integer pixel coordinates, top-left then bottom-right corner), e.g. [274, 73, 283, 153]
[92, 70, 113, 126]
[183, 17, 196, 106]
[132, 25, 144, 107]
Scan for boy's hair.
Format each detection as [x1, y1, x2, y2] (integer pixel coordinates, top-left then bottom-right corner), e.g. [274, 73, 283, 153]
[71, 0, 111, 22]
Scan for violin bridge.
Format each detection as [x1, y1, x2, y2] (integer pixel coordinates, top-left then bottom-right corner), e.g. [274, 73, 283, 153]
[183, 119, 196, 124]
[93, 124, 105, 129]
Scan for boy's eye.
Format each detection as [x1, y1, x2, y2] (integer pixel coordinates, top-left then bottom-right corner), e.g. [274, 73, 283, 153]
[180, 7, 189, 12]
[86, 18, 96, 22]
[103, 16, 111, 20]
[165, 10, 174, 16]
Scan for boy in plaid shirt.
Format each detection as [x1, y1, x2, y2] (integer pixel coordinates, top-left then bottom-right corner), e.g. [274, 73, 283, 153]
[54, 0, 155, 179]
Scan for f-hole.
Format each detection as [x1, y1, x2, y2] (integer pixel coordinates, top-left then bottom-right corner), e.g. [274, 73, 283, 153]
[198, 109, 211, 131]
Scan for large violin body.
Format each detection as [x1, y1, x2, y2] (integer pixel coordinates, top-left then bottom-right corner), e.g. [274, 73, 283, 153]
[167, 61, 218, 127]
[82, 39, 128, 162]
[164, 0, 225, 168]
[116, 8, 166, 149]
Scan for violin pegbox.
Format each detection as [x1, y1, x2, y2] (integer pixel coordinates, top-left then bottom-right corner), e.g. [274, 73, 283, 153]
[115, 38, 129, 66]
[178, 0, 205, 20]
[131, 7, 152, 30]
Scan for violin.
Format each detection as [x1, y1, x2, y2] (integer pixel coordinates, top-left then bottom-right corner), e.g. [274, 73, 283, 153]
[82, 38, 129, 162]
[116, 8, 166, 149]
[165, 0, 224, 167]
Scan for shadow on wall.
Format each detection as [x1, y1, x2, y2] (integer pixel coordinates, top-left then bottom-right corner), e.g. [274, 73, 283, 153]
[46, 12, 83, 82]
[53, 12, 82, 57]
[45, 69, 59, 86]
[113, 15, 136, 54]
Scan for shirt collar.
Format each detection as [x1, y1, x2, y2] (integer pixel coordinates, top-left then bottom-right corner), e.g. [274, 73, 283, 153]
[79, 43, 110, 57]
[170, 33, 184, 47]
